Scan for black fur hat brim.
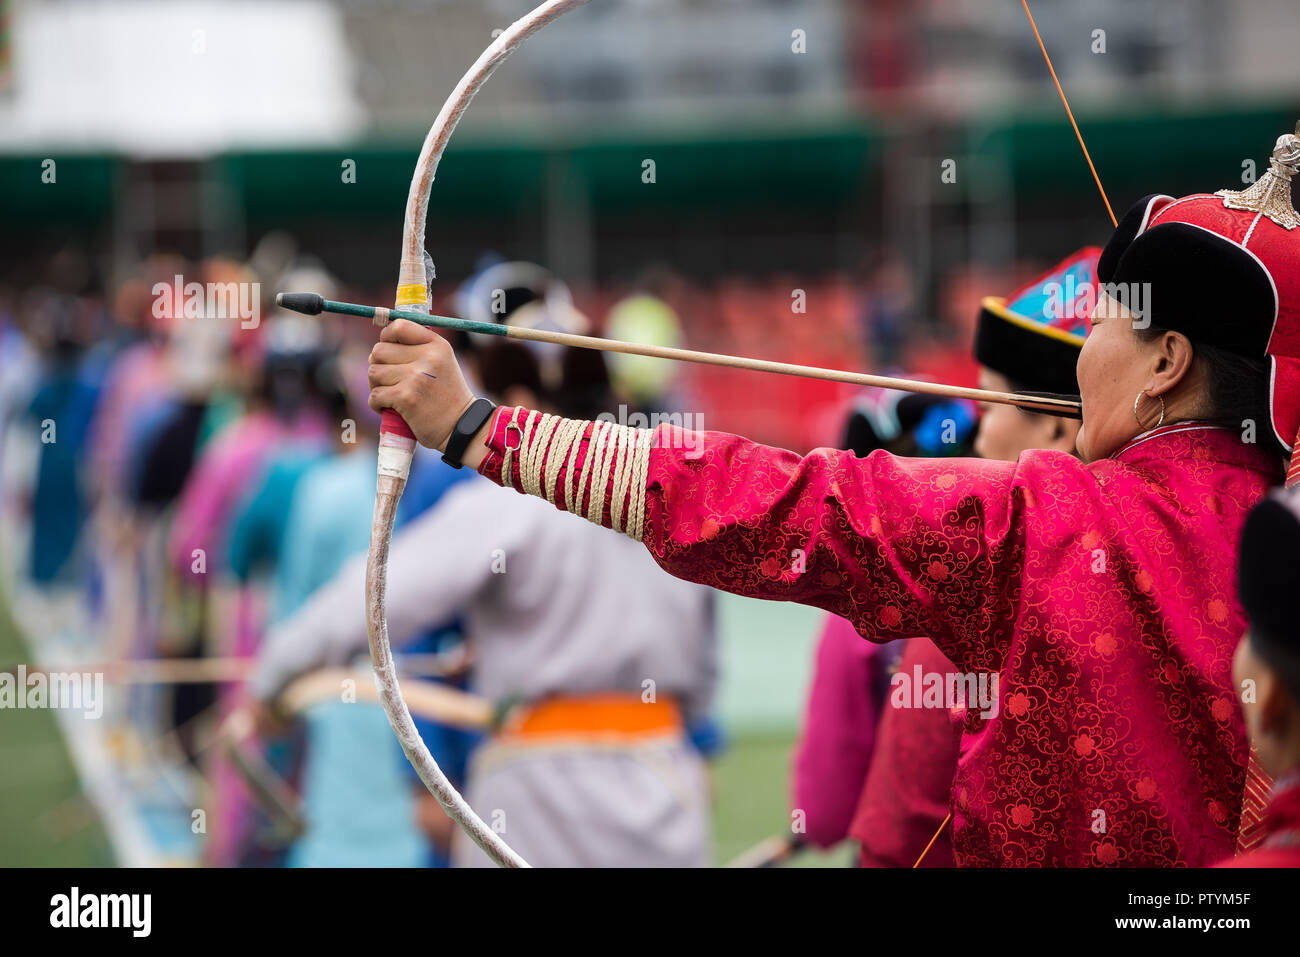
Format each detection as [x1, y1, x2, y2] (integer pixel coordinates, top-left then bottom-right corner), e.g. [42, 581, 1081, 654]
[974, 296, 1084, 395]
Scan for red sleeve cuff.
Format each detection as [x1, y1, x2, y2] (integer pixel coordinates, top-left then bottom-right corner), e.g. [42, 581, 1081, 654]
[476, 405, 642, 529]
[476, 404, 515, 488]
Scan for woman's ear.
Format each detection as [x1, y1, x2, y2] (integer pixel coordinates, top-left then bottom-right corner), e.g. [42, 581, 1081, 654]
[1148, 330, 1197, 397]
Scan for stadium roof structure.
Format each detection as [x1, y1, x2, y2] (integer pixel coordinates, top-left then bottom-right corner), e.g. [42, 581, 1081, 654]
[0, 0, 364, 155]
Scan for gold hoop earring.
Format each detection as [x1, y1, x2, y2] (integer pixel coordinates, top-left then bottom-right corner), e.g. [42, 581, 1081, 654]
[1133, 388, 1166, 430]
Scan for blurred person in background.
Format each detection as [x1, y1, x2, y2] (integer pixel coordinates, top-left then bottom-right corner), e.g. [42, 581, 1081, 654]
[223, 260, 496, 867]
[113, 287, 242, 768]
[227, 334, 472, 868]
[85, 255, 202, 668]
[167, 293, 335, 612]
[228, 345, 358, 628]
[970, 249, 1095, 462]
[166, 277, 336, 865]
[124, 271, 244, 636]
[20, 288, 104, 587]
[454, 258, 588, 395]
[858, 250, 914, 370]
[791, 385, 977, 861]
[0, 283, 38, 546]
[109, 258, 289, 668]
[87, 256, 189, 509]
[1221, 484, 1300, 868]
[253, 331, 720, 867]
[603, 267, 693, 418]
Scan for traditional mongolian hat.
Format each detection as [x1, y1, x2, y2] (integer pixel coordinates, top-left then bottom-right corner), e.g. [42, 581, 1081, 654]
[974, 247, 1099, 396]
[1096, 124, 1300, 456]
[1238, 483, 1300, 695]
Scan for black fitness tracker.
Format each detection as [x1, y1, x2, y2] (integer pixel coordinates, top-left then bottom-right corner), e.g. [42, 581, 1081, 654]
[442, 398, 497, 469]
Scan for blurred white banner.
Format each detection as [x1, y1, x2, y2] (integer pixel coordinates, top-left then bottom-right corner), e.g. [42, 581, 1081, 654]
[0, 0, 365, 154]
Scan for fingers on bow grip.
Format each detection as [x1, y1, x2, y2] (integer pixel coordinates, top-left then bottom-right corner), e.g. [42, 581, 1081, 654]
[381, 410, 417, 440]
[381, 318, 437, 344]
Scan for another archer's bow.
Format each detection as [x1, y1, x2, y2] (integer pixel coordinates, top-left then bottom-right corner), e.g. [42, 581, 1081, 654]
[364, 0, 594, 870]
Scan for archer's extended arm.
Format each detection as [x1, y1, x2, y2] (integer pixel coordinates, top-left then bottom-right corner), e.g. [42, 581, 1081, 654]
[474, 405, 1086, 676]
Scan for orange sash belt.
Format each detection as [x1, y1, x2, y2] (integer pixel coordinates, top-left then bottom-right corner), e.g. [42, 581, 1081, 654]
[497, 694, 682, 743]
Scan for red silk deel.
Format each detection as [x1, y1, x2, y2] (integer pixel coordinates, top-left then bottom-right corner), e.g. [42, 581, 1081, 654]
[481, 411, 1281, 866]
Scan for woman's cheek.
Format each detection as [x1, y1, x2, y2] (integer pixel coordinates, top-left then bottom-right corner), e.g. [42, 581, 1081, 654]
[975, 406, 1013, 461]
[1074, 341, 1096, 396]
[1074, 424, 1088, 461]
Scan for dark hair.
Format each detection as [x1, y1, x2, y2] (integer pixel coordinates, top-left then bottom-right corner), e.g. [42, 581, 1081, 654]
[477, 341, 612, 420]
[557, 347, 612, 420]
[478, 341, 544, 401]
[1135, 326, 1272, 438]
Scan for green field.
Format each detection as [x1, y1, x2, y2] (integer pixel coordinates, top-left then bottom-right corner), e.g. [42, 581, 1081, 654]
[710, 730, 851, 868]
[0, 591, 114, 866]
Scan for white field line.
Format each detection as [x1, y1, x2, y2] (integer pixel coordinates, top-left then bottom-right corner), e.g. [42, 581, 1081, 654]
[9, 585, 169, 868]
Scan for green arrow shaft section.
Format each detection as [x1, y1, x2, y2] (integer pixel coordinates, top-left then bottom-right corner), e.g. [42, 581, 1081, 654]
[322, 299, 510, 338]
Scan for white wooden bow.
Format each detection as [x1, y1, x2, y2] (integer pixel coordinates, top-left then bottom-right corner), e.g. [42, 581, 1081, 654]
[366, 0, 594, 870]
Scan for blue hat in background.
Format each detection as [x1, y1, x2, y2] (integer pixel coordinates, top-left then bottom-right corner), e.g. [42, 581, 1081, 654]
[974, 247, 1098, 395]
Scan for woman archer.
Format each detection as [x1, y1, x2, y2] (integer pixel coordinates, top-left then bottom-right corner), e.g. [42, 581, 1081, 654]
[367, 129, 1300, 866]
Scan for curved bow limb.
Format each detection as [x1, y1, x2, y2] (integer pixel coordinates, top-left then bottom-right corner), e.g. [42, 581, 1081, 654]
[367, 0, 594, 870]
